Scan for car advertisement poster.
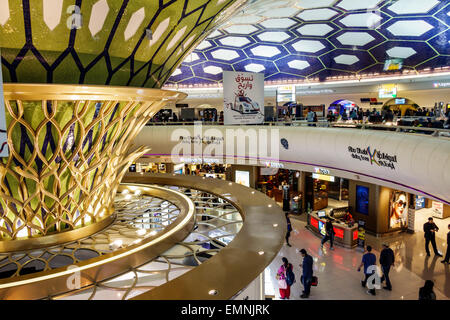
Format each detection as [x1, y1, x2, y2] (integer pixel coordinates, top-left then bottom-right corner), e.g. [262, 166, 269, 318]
[223, 71, 264, 125]
[0, 59, 8, 157]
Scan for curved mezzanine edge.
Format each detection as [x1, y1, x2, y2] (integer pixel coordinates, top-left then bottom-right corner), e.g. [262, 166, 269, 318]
[0, 184, 195, 300]
[134, 125, 450, 205]
[123, 173, 286, 300]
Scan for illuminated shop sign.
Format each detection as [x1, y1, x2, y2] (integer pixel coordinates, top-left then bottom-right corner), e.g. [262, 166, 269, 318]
[348, 146, 397, 170]
[276, 85, 296, 103]
[297, 89, 335, 95]
[314, 167, 330, 175]
[312, 173, 335, 182]
[378, 84, 397, 98]
[433, 82, 450, 88]
[262, 161, 284, 168]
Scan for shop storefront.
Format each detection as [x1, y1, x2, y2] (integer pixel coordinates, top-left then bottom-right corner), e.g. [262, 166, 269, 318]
[257, 168, 302, 213]
[305, 168, 342, 212]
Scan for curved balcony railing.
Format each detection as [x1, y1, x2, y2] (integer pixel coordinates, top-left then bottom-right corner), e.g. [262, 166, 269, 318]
[145, 118, 450, 138]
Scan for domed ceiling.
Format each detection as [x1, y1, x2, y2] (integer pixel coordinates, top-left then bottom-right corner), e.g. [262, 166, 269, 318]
[166, 0, 450, 87]
[0, 0, 243, 88]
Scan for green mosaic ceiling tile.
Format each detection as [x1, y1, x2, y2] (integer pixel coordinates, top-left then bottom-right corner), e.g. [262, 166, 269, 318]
[0, 0, 243, 88]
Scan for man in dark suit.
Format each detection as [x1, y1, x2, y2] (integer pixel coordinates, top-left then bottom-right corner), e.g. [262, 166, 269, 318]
[424, 217, 442, 257]
[299, 248, 314, 298]
[380, 243, 395, 291]
[441, 224, 450, 264]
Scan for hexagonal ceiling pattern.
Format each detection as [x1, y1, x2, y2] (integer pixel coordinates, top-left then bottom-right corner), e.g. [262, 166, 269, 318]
[0, 0, 243, 88]
[167, 0, 450, 86]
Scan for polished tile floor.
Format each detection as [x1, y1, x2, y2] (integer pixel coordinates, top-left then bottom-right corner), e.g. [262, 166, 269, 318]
[266, 218, 449, 300]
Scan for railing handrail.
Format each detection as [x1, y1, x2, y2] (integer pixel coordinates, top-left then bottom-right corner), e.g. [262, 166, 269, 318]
[144, 118, 450, 138]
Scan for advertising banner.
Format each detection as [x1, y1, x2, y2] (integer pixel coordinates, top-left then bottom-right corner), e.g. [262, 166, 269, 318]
[223, 71, 264, 125]
[357, 220, 366, 250]
[0, 58, 9, 157]
[432, 201, 444, 219]
[407, 208, 415, 233]
[388, 190, 408, 229]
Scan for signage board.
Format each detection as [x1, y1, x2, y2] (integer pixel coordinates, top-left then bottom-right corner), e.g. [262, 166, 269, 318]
[432, 201, 444, 219]
[312, 173, 335, 182]
[378, 84, 397, 99]
[223, 71, 264, 125]
[357, 220, 366, 249]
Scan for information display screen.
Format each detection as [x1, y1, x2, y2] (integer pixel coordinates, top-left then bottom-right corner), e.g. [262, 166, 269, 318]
[356, 185, 369, 215]
[235, 170, 250, 187]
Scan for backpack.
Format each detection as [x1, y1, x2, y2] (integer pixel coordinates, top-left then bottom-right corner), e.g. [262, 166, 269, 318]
[285, 265, 296, 286]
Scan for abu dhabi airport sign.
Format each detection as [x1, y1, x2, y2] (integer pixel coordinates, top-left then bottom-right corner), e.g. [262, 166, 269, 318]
[0, 53, 8, 157]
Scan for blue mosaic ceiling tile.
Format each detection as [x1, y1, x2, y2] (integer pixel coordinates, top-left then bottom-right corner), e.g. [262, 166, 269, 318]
[428, 29, 450, 55]
[328, 29, 385, 50]
[415, 55, 450, 71]
[333, 10, 391, 30]
[214, 34, 257, 49]
[232, 59, 278, 77]
[167, 0, 450, 86]
[167, 65, 194, 82]
[378, 16, 448, 41]
[295, 7, 343, 23]
[284, 38, 332, 56]
[191, 61, 233, 81]
[381, 0, 448, 17]
[243, 43, 289, 60]
[178, 77, 217, 86]
[309, 68, 354, 81]
[370, 41, 437, 67]
[320, 49, 377, 72]
[276, 55, 324, 76]
[203, 46, 247, 64]
[265, 72, 305, 82]
[434, 3, 450, 26]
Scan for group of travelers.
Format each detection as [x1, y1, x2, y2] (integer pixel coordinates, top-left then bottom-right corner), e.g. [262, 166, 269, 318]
[276, 249, 314, 299]
[277, 213, 450, 300]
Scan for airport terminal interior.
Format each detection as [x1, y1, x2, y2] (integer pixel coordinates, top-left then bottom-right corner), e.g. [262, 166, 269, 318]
[0, 0, 449, 301]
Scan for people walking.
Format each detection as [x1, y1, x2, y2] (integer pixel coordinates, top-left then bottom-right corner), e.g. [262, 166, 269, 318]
[441, 224, 450, 264]
[358, 245, 377, 296]
[380, 243, 395, 291]
[419, 280, 436, 300]
[307, 108, 314, 126]
[285, 212, 292, 247]
[277, 257, 294, 300]
[299, 248, 314, 298]
[424, 217, 442, 257]
[321, 217, 335, 250]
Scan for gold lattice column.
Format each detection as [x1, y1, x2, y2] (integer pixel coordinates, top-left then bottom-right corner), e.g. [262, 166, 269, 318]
[0, 84, 185, 251]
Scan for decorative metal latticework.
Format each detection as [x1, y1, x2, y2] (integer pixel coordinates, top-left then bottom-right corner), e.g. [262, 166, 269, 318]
[0, 92, 162, 240]
[50, 185, 243, 300]
[0, 191, 182, 278]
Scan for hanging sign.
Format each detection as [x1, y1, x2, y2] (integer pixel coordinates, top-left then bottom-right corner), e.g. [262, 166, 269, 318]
[223, 71, 264, 125]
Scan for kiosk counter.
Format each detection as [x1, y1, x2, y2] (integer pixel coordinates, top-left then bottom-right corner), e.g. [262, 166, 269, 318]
[307, 211, 358, 248]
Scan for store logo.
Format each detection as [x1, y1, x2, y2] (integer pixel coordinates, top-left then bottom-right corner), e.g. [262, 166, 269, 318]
[348, 146, 397, 170]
